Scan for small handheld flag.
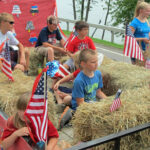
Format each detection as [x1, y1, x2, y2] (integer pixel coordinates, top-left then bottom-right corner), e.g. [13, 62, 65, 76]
[1, 42, 14, 81]
[123, 24, 144, 61]
[110, 89, 122, 112]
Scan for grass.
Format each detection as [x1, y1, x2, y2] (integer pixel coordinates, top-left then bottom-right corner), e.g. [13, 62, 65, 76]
[63, 30, 124, 50]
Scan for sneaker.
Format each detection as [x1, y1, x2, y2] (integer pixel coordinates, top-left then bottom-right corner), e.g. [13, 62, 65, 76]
[58, 106, 73, 130]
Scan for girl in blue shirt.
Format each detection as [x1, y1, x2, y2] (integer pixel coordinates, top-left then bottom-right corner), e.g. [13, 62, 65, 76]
[130, 1, 150, 64]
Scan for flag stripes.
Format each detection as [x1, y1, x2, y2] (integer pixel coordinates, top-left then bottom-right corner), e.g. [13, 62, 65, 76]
[24, 69, 48, 142]
[1, 42, 14, 81]
[123, 25, 144, 61]
[110, 98, 121, 112]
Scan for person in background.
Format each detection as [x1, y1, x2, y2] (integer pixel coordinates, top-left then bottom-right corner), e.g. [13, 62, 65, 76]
[130, 1, 150, 65]
[63, 20, 96, 71]
[0, 12, 29, 73]
[1, 92, 60, 150]
[71, 49, 107, 110]
[35, 15, 67, 62]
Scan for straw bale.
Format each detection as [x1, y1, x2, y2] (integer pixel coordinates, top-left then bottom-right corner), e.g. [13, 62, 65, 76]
[28, 47, 69, 76]
[72, 86, 150, 150]
[100, 56, 150, 90]
[0, 70, 57, 126]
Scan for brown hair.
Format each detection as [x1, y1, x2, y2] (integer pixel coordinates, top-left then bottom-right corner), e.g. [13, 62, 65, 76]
[0, 12, 14, 23]
[75, 20, 89, 31]
[79, 49, 97, 69]
[14, 92, 31, 128]
[134, 1, 150, 17]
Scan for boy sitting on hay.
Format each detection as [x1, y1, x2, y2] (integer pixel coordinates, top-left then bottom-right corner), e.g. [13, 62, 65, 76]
[58, 49, 107, 129]
[0, 12, 29, 73]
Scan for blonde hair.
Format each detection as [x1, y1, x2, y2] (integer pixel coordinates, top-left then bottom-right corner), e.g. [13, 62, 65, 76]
[134, 1, 150, 17]
[14, 92, 31, 128]
[72, 51, 80, 69]
[0, 12, 14, 23]
[79, 49, 97, 69]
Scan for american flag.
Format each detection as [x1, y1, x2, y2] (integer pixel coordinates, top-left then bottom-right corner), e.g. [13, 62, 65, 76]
[110, 89, 122, 112]
[24, 68, 48, 143]
[123, 24, 144, 61]
[64, 28, 78, 48]
[145, 59, 150, 69]
[1, 42, 14, 81]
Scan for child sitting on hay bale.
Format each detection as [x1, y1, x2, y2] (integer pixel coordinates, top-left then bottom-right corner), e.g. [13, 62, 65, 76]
[58, 49, 106, 130]
[53, 51, 80, 106]
[71, 49, 107, 110]
[0, 12, 29, 73]
[1, 91, 61, 150]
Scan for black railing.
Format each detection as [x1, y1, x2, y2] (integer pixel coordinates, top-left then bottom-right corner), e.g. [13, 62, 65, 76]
[66, 122, 150, 150]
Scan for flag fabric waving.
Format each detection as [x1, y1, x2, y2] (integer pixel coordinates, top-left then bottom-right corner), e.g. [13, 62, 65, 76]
[1, 42, 14, 81]
[123, 24, 144, 61]
[24, 68, 48, 143]
[110, 89, 122, 112]
[46, 60, 70, 79]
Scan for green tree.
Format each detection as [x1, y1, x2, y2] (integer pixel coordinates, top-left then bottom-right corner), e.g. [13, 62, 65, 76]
[73, 0, 98, 21]
[110, 0, 150, 26]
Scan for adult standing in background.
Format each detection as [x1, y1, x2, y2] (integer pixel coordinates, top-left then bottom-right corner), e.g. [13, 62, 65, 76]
[35, 15, 67, 62]
[130, 1, 150, 65]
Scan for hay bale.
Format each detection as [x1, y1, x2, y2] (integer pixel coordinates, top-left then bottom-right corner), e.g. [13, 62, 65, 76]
[72, 56, 150, 149]
[0, 70, 57, 126]
[72, 86, 150, 149]
[28, 47, 69, 76]
[100, 57, 150, 90]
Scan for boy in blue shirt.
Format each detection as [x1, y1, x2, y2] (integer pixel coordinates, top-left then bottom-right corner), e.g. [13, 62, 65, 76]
[71, 49, 107, 110]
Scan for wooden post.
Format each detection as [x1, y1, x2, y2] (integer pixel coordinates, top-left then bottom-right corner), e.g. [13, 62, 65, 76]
[67, 22, 69, 31]
[111, 31, 114, 43]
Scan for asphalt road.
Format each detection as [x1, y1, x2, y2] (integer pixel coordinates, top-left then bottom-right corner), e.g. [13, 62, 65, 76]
[95, 43, 131, 64]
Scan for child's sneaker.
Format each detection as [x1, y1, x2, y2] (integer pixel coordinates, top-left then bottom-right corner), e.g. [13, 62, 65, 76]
[58, 106, 73, 130]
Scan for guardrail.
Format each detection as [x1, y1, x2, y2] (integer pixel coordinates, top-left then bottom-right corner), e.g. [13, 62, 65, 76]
[66, 122, 150, 150]
[58, 17, 125, 43]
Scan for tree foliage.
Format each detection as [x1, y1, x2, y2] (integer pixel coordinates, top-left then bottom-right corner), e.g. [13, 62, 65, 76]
[110, 0, 150, 26]
[73, 0, 98, 21]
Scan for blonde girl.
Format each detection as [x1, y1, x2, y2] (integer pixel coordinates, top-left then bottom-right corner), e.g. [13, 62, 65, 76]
[130, 1, 150, 64]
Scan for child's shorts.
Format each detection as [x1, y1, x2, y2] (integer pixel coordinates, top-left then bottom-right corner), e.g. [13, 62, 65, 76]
[64, 58, 75, 70]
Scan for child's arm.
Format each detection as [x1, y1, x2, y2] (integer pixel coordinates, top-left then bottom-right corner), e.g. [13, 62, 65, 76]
[96, 89, 107, 99]
[46, 137, 58, 150]
[54, 73, 74, 90]
[76, 97, 84, 106]
[2, 127, 30, 149]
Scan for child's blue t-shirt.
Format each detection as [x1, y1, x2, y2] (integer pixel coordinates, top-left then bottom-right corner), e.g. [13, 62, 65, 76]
[71, 70, 103, 110]
[130, 17, 150, 51]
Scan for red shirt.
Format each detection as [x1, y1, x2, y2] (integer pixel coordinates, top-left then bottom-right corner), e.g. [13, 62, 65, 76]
[1, 117, 59, 142]
[73, 69, 80, 78]
[67, 36, 96, 53]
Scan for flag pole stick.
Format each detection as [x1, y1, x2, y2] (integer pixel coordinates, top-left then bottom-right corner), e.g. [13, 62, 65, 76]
[44, 71, 47, 150]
